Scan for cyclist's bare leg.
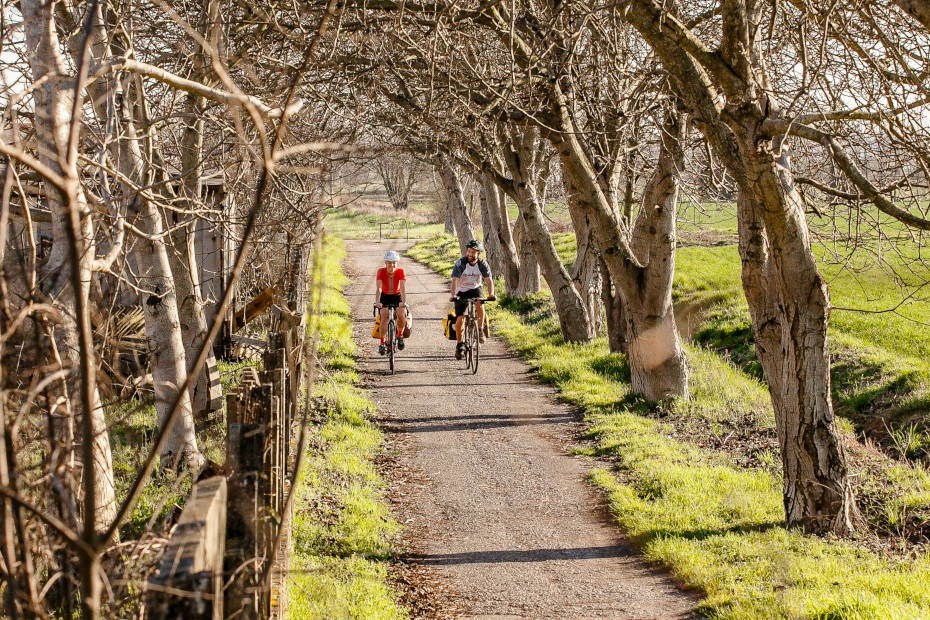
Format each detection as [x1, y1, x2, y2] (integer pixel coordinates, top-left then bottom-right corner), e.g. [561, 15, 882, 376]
[379, 306, 390, 340]
[476, 301, 484, 330]
[455, 315, 465, 342]
[396, 306, 407, 336]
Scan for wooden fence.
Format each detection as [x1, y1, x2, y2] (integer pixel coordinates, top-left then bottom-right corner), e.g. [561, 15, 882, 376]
[147, 327, 300, 619]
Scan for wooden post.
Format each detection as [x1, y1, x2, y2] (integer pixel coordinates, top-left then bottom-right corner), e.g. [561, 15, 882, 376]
[148, 477, 227, 620]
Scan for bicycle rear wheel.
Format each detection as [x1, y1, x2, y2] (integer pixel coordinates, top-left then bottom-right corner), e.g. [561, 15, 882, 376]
[387, 318, 396, 374]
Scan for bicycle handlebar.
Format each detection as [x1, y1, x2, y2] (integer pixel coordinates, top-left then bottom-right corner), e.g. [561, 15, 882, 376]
[373, 303, 405, 317]
[450, 296, 496, 302]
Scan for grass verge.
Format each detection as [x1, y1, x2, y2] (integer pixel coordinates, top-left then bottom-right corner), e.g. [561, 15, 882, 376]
[408, 233, 930, 619]
[288, 236, 406, 619]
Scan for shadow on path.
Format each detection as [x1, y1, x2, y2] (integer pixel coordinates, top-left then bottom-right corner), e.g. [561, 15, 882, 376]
[382, 413, 576, 433]
[402, 545, 632, 565]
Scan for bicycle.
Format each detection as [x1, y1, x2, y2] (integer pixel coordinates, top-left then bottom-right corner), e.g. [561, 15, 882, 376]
[452, 296, 495, 374]
[374, 303, 400, 374]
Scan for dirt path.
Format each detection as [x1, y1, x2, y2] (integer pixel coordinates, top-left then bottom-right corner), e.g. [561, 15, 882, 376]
[345, 240, 698, 619]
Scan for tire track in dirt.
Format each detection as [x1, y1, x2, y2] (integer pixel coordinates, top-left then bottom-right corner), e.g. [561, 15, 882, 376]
[345, 239, 698, 619]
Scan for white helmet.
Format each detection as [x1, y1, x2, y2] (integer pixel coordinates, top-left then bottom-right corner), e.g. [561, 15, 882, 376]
[384, 250, 400, 262]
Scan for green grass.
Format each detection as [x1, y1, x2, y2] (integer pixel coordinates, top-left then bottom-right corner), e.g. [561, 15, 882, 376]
[407, 233, 930, 619]
[324, 206, 444, 240]
[547, 225, 930, 461]
[288, 236, 407, 619]
[109, 363, 237, 540]
[109, 398, 196, 540]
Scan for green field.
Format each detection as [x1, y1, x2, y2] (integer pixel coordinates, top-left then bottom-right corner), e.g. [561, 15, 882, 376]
[324, 205, 445, 240]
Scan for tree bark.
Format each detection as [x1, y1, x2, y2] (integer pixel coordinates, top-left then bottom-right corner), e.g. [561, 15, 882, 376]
[79, 21, 203, 469]
[623, 110, 689, 401]
[169, 93, 222, 421]
[736, 155, 857, 535]
[501, 127, 593, 342]
[547, 84, 688, 399]
[484, 174, 522, 293]
[22, 2, 116, 616]
[512, 219, 540, 296]
[478, 177, 504, 277]
[613, 0, 856, 533]
[565, 179, 603, 337]
[437, 155, 478, 255]
[599, 257, 627, 353]
[22, 0, 118, 540]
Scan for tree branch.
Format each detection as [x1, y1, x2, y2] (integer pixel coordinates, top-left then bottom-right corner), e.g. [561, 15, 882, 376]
[88, 57, 303, 120]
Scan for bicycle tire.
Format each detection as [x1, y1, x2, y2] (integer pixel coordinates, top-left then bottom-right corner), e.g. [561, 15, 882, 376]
[472, 319, 480, 374]
[387, 317, 396, 375]
[462, 318, 470, 369]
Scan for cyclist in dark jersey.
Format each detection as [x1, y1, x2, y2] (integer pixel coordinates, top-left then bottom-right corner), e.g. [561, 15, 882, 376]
[375, 250, 407, 355]
[450, 239, 495, 360]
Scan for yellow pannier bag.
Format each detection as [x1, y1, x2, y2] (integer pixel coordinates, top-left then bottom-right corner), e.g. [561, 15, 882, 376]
[442, 307, 456, 340]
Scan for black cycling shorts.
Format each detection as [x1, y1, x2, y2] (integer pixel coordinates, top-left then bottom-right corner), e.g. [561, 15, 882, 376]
[454, 288, 481, 317]
[380, 292, 402, 307]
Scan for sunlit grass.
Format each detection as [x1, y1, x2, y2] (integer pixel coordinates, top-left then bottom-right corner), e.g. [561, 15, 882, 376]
[549, 222, 930, 462]
[288, 236, 407, 619]
[323, 206, 444, 240]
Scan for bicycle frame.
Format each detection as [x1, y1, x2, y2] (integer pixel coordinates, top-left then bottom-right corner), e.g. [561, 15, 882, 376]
[453, 296, 493, 374]
[374, 303, 400, 374]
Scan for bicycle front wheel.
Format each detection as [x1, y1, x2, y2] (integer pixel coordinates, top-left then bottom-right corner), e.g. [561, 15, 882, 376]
[466, 320, 477, 371]
[472, 320, 480, 374]
[387, 319, 396, 374]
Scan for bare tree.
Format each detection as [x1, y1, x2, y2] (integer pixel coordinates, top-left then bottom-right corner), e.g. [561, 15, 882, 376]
[374, 151, 419, 210]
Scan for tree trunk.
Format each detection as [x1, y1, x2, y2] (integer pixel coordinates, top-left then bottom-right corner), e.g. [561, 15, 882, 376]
[622, 111, 689, 401]
[616, 0, 857, 534]
[599, 258, 627, 353]
[22, 0, 118, 539]
[437, 156, 477, 254]
[511, 219, 540, 296]
[169, 93, 222, 421]
[484, 175, 521, 293]
[501, 127, 593, 342]
[81, 31, 203, 469]
[566, 180, 603, 337]
[478, 177, 504, 277]
[736, 155, 857, 535]
[548, 84, 688, 398]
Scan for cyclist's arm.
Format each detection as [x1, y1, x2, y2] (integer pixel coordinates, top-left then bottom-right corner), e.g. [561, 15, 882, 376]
[450, 259, 463, 298]
[374, 275, 382, 307]
[484, 277, 494, 299]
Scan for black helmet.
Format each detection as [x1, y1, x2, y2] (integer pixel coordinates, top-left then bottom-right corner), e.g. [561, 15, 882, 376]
[466, 239, 484, 251]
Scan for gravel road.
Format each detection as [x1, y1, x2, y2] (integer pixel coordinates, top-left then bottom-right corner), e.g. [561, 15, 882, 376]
[345, 239, 698, 619]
